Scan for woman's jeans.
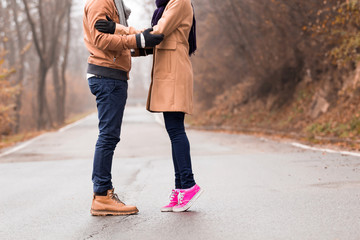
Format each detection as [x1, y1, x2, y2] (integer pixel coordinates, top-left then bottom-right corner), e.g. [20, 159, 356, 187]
[163, 112, 196, 189]
[88, 77, 128, 193]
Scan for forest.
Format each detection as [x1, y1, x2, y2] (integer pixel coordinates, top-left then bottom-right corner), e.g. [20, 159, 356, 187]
[1, 0, 360, 149]
[0, 0, 92, 143]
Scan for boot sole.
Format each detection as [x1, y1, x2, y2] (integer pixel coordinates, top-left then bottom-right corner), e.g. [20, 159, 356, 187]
[173, 188, 204, 212]
[90, 209, 139, 216]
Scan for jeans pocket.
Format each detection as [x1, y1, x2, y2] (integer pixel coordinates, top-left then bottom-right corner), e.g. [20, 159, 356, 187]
[94, 80, 118, 104]
[88, 78, 99, 96]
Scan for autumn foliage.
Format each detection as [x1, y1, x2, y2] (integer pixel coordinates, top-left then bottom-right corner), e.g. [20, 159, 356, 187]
[311, 0, 360, 67]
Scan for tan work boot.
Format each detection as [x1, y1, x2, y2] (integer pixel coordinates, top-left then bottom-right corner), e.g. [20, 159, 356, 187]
[90, 188, 139, 216]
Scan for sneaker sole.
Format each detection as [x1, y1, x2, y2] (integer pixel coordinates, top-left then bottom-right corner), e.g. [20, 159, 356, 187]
[160, 207, 173, 212]
[173, 188, 204, 212]
[90, 209, 139, 216]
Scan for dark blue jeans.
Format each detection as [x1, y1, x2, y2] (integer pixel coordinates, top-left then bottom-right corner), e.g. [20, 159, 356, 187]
[88, 77, 128, 193]
[163, 112, 196, 189]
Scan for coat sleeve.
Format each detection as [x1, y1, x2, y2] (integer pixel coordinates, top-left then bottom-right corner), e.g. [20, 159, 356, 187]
[85, 0, 137, 51]
[152, 0, 188, 37]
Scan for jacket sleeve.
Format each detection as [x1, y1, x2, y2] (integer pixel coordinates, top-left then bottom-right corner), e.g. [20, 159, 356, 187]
[85, 0, 137, 51]
[115, 24, 143, 35]
[152, 0, 189, 37]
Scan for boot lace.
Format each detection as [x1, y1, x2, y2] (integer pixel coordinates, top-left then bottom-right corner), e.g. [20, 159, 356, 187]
[109, 191, 125, 205]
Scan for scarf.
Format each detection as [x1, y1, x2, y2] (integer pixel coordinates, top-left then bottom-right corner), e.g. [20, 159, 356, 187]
[151, 0, 197, 56]
[114, 0, 131, 27]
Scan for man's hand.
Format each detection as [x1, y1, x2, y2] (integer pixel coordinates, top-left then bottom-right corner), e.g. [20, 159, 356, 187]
[95, 16, 115, 34]
[136, 28, 164, 48]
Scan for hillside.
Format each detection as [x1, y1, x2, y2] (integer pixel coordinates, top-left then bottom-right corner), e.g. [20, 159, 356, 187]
[190, 0, 360, 150]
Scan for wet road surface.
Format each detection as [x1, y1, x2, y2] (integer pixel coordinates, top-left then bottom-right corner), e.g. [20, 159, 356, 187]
[0, 107, 359, 240]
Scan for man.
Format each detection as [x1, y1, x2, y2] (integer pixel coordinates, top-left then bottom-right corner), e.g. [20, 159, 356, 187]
[83, 0, 164, 216]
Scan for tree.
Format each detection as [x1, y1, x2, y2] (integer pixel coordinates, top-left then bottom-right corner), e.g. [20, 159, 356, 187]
[8, 0, 29, 133]
[52, 0, 72, 125]
[22, 0, 71, 129]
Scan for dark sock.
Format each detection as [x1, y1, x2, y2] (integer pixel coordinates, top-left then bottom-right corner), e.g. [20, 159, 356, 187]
[95, 190, 108, 196]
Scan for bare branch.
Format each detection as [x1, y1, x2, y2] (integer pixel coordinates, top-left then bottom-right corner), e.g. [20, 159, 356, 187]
[22, 0, 44, 62]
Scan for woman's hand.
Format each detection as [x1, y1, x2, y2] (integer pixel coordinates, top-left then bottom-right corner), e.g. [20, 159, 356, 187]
[140, 28, 164, 48]
[95, 16, 115, 34]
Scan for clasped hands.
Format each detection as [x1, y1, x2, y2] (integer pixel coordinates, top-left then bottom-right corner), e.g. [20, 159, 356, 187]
[95, 16, 163, 54]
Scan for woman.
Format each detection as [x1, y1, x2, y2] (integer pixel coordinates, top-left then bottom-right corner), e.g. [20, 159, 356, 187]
[148, 0, 202, 213]
[95, 0, 202, 212]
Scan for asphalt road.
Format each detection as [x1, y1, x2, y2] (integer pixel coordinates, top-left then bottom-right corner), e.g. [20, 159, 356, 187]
[0, 106, 359, 240]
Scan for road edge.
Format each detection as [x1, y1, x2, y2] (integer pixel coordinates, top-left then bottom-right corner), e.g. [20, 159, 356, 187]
[0, 113, 96, 159]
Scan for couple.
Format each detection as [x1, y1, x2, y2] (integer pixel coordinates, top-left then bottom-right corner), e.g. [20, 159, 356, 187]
[83, 0, 203, 216]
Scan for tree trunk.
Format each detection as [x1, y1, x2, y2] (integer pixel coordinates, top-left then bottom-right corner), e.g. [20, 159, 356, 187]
[37, 62, 48, 129]
[59, 1, 72, 125]
[10, 0, 25, 133]
[51, 0, 72, 126]
[52, 58, 62, 125]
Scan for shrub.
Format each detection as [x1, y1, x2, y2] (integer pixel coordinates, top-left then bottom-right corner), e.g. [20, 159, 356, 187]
[0, 51, 17, 135]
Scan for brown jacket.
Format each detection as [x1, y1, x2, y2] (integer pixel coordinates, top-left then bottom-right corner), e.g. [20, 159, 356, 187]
[146, 0, 194, 114]
[83, 0, 139, 80]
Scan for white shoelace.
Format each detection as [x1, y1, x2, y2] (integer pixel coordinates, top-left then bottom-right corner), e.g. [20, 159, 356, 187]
[169, 190, 178, 202]
[178, 191, 184, 204]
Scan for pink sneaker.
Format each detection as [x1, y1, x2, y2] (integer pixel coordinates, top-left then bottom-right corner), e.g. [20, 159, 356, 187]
[161, 189, 179, 212]
[173, 184, 203, 212]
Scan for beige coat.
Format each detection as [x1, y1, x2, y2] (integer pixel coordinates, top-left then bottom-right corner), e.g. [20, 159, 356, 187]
[147, 0, 194, 114]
